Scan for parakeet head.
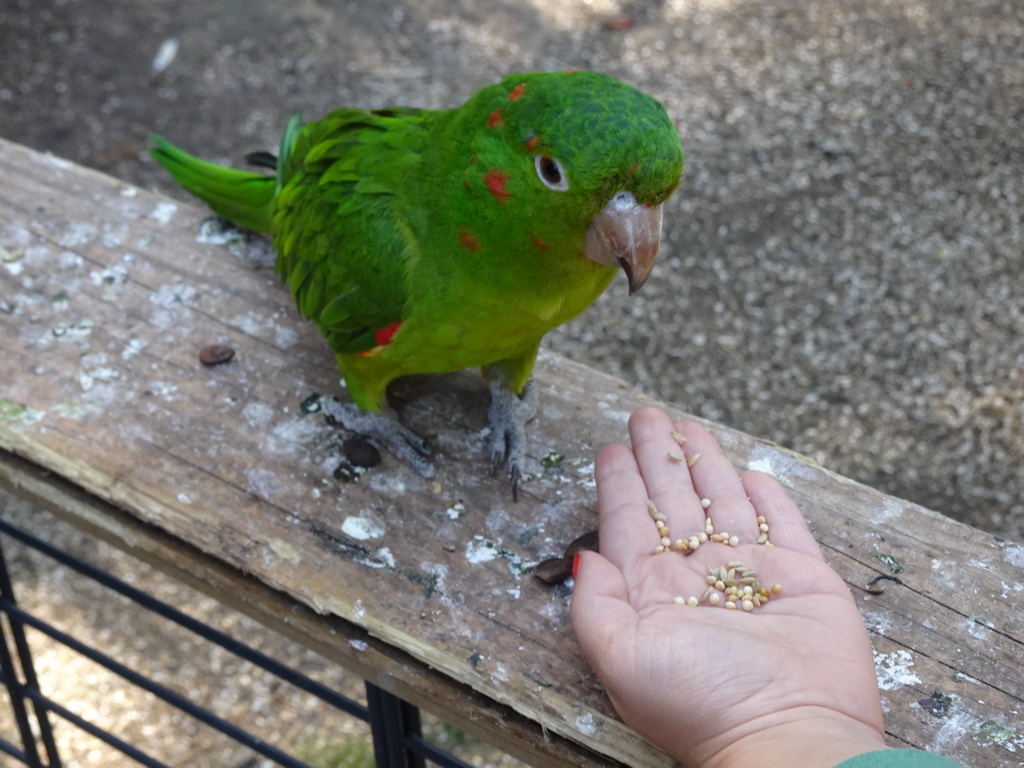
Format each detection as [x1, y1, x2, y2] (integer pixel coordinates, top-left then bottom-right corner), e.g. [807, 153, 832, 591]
[453, 71, 684, 295]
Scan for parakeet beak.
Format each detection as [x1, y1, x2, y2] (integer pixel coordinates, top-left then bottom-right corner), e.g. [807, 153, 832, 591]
[584, 191, 663, 295]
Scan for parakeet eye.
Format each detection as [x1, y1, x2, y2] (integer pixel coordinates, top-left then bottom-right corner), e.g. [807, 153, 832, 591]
[535, 155, 569, 191]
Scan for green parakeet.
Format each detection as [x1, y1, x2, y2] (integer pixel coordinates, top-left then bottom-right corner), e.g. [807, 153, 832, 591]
[150, 71, 684, 497]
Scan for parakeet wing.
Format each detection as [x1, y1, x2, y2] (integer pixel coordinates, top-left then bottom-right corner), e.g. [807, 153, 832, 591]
[272, 108, 430, 355]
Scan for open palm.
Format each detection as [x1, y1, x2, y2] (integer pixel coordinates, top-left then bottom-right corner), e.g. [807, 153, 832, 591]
[570, 408, 886, 768]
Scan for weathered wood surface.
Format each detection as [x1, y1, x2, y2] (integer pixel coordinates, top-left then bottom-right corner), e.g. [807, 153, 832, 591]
[0, 137, 1021, 767]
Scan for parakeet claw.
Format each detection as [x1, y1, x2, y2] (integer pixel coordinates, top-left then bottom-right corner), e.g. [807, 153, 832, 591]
[320, 397, 434, 478]
[487, 378, 539, 501]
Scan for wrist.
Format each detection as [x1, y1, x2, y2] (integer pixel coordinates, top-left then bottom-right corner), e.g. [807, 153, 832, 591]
[692, 711, 886, 768]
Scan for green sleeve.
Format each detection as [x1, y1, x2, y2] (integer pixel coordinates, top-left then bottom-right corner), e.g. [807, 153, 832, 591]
[835, 749, 966, 768]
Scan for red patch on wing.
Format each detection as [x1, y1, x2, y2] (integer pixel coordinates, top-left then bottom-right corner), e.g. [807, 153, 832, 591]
[458, 227, 481, 252]
[487, 109, 504, 128]
[531, 233, 550, 251]
[508, 83, 527, 100]
[373, 321, 403, 347]
[483, 168, 511, 203]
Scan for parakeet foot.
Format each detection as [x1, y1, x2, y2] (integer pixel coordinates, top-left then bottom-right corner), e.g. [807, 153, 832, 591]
[320, 397, 434, 478]
[487, 378, 539, 501]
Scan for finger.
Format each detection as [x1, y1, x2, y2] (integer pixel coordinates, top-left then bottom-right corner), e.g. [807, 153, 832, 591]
[676, 421, 760, 543]
[569, 551, 640, 672]
[740, 470, 825, 559]
[628, 407, 706, 536]
[595, 442, 662, 567]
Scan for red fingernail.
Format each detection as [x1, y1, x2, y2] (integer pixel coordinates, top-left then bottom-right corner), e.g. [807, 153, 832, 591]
[572, 552, 582, 581]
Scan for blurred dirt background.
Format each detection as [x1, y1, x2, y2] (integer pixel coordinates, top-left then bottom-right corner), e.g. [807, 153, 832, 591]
[0, 0, 1022, 765]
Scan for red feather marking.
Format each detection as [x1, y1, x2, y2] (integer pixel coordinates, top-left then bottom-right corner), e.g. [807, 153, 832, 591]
[524, 136, 539, 152]
[531, 233, 550, 251]
[458, 227, 482, 252]
[508, 83, 527, 100]
[374, 321, 403, 347]
[487, 109, 504, 128]
[483, 168, 511, 203]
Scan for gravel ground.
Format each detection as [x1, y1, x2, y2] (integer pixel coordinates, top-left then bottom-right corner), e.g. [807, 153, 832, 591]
[2, 0, 1021, 538]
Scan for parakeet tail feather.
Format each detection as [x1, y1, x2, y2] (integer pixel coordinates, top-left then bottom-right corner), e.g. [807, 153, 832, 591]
[149, 135, 275, 232]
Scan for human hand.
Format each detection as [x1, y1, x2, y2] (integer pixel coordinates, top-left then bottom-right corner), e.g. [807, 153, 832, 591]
[570, 407, 886, 768]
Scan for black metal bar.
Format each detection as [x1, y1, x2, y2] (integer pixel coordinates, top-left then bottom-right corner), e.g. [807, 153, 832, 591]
[0, 535, 61, 768]
[0, 517, 369, 722]
[405, 733, 480, 768]
[0, 734, 34, 764]
[0, 614, 43, 767]
[366, 682, 427, 768]
[21, 688, 171, 768]
[0, 599, 308, 768]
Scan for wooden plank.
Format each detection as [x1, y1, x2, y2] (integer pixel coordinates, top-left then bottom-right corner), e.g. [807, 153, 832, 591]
[0, 450, 619, 768]
[0, 137, 1021, 767]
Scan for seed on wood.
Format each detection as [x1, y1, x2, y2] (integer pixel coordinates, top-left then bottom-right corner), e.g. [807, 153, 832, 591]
[333, 461, 360, 483]
[199, 344, 235, 366]
[686, 452, 702, 468]
[533, 557, 572, 584]
[343, 436, 382, 468]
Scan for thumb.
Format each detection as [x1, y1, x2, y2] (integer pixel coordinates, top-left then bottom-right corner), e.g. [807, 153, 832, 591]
[570, 551, 640, 667]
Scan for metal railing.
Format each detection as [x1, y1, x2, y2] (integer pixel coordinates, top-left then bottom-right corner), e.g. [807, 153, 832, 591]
[0, 515, 475, 768]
